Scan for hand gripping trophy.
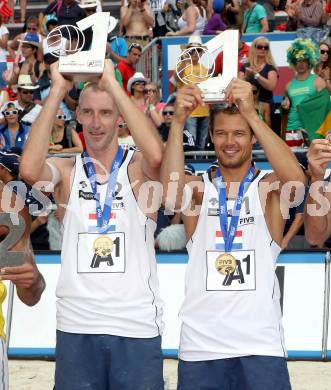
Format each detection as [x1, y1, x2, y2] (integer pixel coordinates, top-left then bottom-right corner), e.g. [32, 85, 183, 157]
[45, 13, 115, 80]
[175, 30, 239, 103]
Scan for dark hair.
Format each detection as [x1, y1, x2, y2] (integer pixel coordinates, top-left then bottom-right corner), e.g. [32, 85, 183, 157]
[209, 104, 241, 134]
[319, 41, 331, 69]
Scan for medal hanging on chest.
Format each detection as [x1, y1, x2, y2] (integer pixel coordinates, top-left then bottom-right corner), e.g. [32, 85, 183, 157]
[215, 166, 254, 275]
[83, 147, 123, 266]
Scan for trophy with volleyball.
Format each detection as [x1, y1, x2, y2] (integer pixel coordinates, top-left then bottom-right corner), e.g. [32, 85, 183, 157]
[45, 12, 112, 80]
[175, 30, 239, 103]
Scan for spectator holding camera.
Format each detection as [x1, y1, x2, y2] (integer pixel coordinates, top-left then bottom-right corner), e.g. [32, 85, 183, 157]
[121, 0, 154, 47]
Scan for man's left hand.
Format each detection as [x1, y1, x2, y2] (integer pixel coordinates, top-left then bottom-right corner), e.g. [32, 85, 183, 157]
[225, 78, 257, 120]
[0, 261, 41, 290]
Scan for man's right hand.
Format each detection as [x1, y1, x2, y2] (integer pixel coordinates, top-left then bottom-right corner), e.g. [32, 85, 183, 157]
[174, 85, 204, 124]
[307, 139, 331, 181]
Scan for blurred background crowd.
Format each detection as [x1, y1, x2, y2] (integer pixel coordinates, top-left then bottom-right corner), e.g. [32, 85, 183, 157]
[0, 0, 329, 252]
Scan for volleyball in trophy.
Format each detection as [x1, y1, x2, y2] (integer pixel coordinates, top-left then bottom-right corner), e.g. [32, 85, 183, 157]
[45, 12, 110, 79]
[175, 30, 239, 103]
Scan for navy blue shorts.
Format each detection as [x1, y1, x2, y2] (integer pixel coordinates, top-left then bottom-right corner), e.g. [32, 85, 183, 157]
[177, 355, 291, 390]
[55, 330, 164, 390]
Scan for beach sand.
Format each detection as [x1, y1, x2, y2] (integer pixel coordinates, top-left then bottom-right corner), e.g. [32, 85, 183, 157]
[8, 359, 331, 389]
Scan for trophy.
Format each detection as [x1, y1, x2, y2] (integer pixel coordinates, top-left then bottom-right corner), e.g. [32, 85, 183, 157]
[0, 213, 25, 267]
[175, 30, 239, 103]
[46, 12, 110, 80]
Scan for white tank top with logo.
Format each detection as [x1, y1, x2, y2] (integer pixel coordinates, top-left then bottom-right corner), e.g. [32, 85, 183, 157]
[179, 171, 286, 361]
[56, 150, 164, 338]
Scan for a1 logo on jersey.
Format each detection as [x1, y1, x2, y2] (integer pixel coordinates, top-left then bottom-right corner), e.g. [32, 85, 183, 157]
[206, 250, 256, 291]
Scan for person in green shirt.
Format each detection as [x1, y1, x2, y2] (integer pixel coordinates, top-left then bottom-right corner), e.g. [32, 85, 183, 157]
[282, 38, 326, 149]
[242, 0, 268, 33]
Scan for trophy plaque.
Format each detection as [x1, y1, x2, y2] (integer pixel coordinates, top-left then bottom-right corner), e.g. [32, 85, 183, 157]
[46, 12, 110, 80]
[175, 30, 239, 103]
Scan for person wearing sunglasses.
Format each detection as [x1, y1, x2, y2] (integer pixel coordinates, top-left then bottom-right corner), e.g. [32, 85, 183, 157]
[144, 82, 165, 123]
[0, 75, 43, 127]
[0, 102, 30, 152]
[315, 42, 331, 94]
[8, 16, 43, 65]
[128, 72, 163, 127]
[49, 109, 83, 154]
[158, 102, 195, 150]
[239, 37, 278, 119]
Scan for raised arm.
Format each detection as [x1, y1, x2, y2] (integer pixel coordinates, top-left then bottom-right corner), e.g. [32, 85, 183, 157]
[120, 5, 134, 28]
[304, 139, 331, 246]
[20, 63, 72, 184]
[0, 198, 45, 307]
[98, 60, 163, 179]
[226, 78, 305, 185]
[160, 85, 203, 210]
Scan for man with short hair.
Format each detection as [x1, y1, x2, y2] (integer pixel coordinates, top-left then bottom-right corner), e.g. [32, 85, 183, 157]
[161, 79, 305, 390]
[158, 102, 195, 151]
[116, 43, 142, 93]
[120, 0, 154, 47]
[20, 59, 164, 390]
[242, 0, 269, 33]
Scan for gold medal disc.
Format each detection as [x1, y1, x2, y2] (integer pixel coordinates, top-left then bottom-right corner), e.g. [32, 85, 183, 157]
[326, 132, 331, 145]
[215, 253, 237, 275]
[93, 236, 113, 258]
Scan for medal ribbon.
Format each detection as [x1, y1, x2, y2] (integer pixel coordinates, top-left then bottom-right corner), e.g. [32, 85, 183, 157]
[216, 166, 254, 252]
[83, 146, 123, 233]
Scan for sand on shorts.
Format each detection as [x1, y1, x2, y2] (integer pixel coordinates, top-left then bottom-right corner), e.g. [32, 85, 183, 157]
[8, 359, 331, 390]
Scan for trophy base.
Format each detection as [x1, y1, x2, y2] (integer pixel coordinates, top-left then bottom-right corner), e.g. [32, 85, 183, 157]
[60, 71, 103, 84]
[200, 90, 226, 104]
[197, 80, 227, 104]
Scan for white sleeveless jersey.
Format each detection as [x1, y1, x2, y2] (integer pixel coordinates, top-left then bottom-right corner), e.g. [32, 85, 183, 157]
[56, 150, 164, 338]
[179, 171, 286, 361]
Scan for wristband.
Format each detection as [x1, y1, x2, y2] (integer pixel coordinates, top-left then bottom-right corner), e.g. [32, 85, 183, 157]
[254, 73, 261, 80]
[148, 104, 156, 111]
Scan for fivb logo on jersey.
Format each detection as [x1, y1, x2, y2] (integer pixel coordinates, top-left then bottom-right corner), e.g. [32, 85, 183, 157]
[208, 196, 255, 226]
[78, 180, 125, 211]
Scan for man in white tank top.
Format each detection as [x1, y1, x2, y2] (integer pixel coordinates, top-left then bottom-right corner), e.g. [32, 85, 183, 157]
[161, 79, 306, 389]
[20, 60, 165, 390]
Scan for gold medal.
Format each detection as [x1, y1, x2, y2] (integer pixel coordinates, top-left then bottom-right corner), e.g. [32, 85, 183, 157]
[93, 236, 113, 258]
[215, 253, 237, 275]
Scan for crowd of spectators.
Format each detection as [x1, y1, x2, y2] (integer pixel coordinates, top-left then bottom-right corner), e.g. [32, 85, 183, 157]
[0, 0, 327, 250]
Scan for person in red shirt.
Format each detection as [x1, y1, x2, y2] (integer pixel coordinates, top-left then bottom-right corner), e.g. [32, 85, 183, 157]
[214, 31, 250, 75]
[116, 43, 142, 94]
